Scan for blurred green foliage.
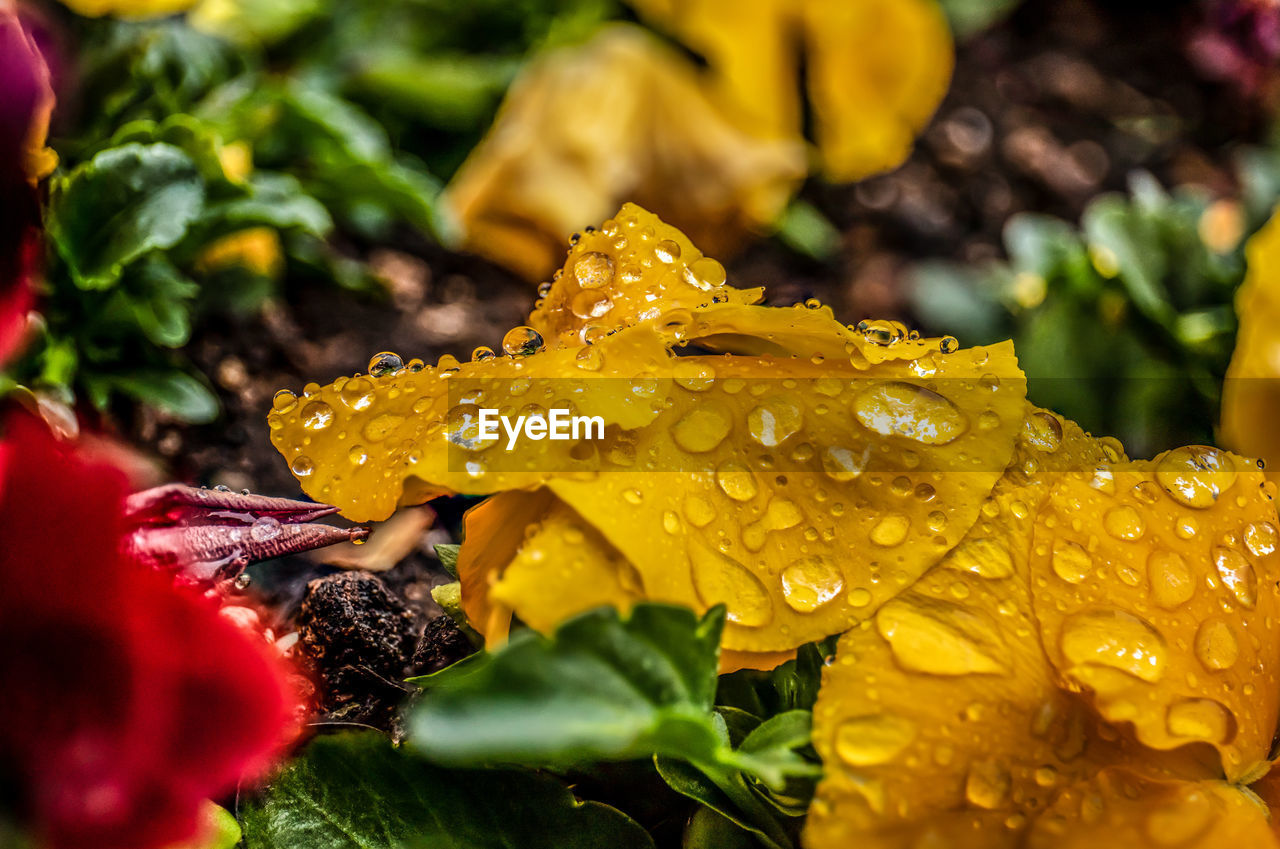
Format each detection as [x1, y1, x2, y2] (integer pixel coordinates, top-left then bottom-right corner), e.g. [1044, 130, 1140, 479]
[14, 0, 615, 421]
[911, 152, 1280, 457]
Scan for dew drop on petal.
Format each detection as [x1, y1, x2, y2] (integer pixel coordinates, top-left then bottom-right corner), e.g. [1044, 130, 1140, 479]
[853, 382, 966, 445]
[1213, 547, 1257, 608]
[780, 556, 844, 612]
[1155, 446, 1238, 509]
[834, 715, 916, 766]
[573, 251, 615, 289]
[1060, 609, 1166, 682]
[368, 351, 404, 376]
[502, 326, 545, 357]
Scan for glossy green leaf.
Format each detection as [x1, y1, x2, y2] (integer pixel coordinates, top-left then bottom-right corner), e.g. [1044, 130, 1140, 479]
[104, 370, 219, 423]
[48, 143, 205, 291]
[241, 731, 653, 849]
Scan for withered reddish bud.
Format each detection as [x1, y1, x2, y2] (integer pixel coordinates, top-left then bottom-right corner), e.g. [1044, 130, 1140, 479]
[123, 484, 369, 584]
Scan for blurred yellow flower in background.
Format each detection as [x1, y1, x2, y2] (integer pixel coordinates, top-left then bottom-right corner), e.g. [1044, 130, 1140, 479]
[57, 0, 198, 18]
[1222, 210, 1280, 483]
[444, 0, 954, 280]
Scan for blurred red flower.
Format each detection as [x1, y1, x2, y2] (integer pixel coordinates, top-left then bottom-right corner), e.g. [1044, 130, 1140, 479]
[0, 411, 299, 849]
[0, 2, 54, 364]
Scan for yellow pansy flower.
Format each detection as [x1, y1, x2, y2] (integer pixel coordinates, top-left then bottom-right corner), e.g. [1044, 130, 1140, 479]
[271, 203, 1025, 661]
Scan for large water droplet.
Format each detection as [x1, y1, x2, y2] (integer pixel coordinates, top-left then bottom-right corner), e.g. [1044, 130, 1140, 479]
[272, 389, 298, 413]
[502, 326, 545, 357]
[1051, 540, 1093, 584]
[747, 398, 803, 447]
[368, 351, 403, 376]
[672, 403, 733, 453]
[1060, 609, 1166, 682]
[250, 515, 282, 542]
[363, 412, 406, 443]
[1155, 446, 1238, 509]
[447, 404, 493, 452]
[853, 382, 966, 445]
[571, 289, 614, 319]
[716, 460, 759, 502]
[1023, 411, 1063, 451]
[686, 256, 726, 290]
[964, 760, 1011, 809]
[1148, 550, 1194, 609]
[290, 455, 315, 477]
[301, 400, 334, 431]
[821, 445, 867, 482]
[683, 494, 717, 528]
[1194, 619, 1239, 670]
[781, 556, 844, 612]
[1103, 505, 1145, 540]
[1244, 522, 1278, 557]
[673, 360, 715, 391]
[339, 377, 375, 411]
[1213, 547, 1257, 608]
[834, 714, 917, 766]
[573, 251, 615, 289]
[1166, 699, 1234, 743]
[653, 239, 681, 264]
[688, 540, 772, 627]
[875, 597, 1007, 675]
[870, 513, 910, 547]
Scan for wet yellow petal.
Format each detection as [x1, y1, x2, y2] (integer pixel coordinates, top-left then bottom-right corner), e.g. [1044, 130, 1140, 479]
[442, 26, 805, 281]
[1025, 769, 1278, 849]
[1222, 209, 1280, 484]
[1028, 448, 1280, 780]
[805, 410, 1123, 848]
[529, 202, 763, 347]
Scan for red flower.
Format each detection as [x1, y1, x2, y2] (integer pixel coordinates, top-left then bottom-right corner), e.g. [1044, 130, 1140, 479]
[0, 411, 298, 849]
[0, 2, 52, 364]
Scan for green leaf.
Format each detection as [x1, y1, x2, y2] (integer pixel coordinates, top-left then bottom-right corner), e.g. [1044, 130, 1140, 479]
[434, 543, 461, 578]
[48, 143, 206, 290]
[105, 370, 219, 423]
[202, 172, 332, 236]
[775, 201, 840, 262]
[407, 604, 726, 770]
[241, 731, 653, 849]
[683, 807, 758, 849]
[1082, 195, 1174, 327]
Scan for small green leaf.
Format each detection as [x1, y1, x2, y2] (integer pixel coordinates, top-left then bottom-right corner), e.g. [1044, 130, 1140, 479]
[48, 143, 206, 290]
[241, 731, 653, 849]
[107, 370, 219, 423]
[434, 543, 461, 578]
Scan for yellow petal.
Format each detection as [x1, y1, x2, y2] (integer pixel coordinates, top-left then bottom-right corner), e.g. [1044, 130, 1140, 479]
[529, 202, 763, 347]
[1222, 209, 1280, 484]
[1028, 448, 1280, 781]
[57, 0, 198, 17]
[804, 410, 1207, 848]
[1024, 769, 1278, 849]
[801, 0, 954, 180]
[442, 26, 805, 281]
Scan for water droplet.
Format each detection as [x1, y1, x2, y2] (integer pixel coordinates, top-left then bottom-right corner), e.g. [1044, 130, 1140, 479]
[849, 587, 872, 607]
[574, 345, 604, 371]
[233, 572, 252, 590]
[662, 511, 681, 534]
[348, 444, 369, 466]
[1194, 619, 1239, 670]
[939, 335, 959, 354]
[876, 597, 1007, 675]
[672, 403, 733, 453]
[300, 400, 334, 431]
[684, 494, 717, 528]
[1213, 547, 1257, 608]
[472, 346, 495, 362]
[1051, 540, 1093, 584]
[1175, 516, 1199, 540]
[870, 514, 910, 547]
[1148, 550, 1194, 609]
[747, 398, 803, 447]
[1034, 765, 1058, 787]
[654, 239, 681, 263]
[573, 251, 615, 289]
[368, 351, 403, 376]
[1244, 522, 1278, 557]
[688, 540, 772, 627]
[821, 445, 868, 482]
[834, 714, 916, 766]
[673, 360, 715, 391]
[1103, 505, 1145, 540]
[853, 382, 966, 445]
[250, 516, 282, 542]
[781, 556, 844, 612]
[1155, 446, 1238, 509]
[622, 489, 643, 506]
[446, 404, 493, 452]
[964, 760, 1011, 809]
[571, 289, 614, 319]
[290, 455, 315, 477]
[502, 326, 545, 357]
[687, 257, 726, 289]
[716, 461, 759, 502]
[272, 389, 298, 413]
[1166, 699, 1234, 743]
[1023, 411, 1063, 451]
[1060, 609, 1166, 682]
[339, 377, 375, 411]
[857, 319, 905, 346]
